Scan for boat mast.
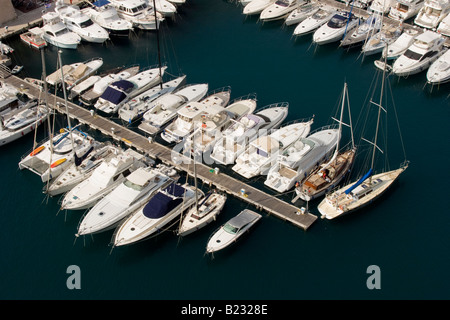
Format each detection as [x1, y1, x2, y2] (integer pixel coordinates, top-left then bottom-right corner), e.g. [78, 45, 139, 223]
[152, 0, 163, 90]
[57, 50, 77, 158]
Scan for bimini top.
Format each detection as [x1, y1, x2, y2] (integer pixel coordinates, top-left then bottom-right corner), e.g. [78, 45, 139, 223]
[142, 183, 186, 219]
[100, 80, 134, 104]
[93, 0, 110, 7]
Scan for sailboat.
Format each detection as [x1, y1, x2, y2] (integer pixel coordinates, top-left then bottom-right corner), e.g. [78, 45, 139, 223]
[177, 131, 227, 237]
[293, 82, 356, 202]
[317, 59, 409, 220]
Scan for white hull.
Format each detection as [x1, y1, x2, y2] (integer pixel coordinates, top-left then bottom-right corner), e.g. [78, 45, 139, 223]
[293, 8, 336, 36]
[426, 49, 450, 84]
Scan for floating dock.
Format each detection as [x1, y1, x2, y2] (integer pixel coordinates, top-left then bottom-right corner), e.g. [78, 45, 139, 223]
[3, 75, 318, 231]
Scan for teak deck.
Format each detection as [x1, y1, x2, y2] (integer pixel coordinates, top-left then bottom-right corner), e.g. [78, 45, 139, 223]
[5, 75, 317, 230]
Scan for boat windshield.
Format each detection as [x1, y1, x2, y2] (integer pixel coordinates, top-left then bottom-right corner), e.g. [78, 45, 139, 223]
[328, 15, 347, 28]
[80, 19, 94, 28]
[257, 148, 269, 158]
[403, 49, 422, 60]
[131, 4, 147, 13]
[54, 28, 70, 36]
[223, 223, 238, 234]
[275, 0, 289, 7]
[124, 179, 145, 191]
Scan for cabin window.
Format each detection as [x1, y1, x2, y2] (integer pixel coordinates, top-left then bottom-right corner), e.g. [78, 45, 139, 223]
[80, 19, 94, 28]
[404, 49, 422, 61]
[257, 148, 269, 158]
[223, 223, 238, 234]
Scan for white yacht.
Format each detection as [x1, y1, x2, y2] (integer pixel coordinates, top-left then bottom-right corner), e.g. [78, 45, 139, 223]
[392, 30, 445, 77]
[293, 7, 336, 36]
[260, 0, 304, 21]
[388, 0, 425, 21]
[264, 126, 339, 193]
[178, 191, 227, 237]
[76, 165, 174, 236]
[138, 82, 208, 135]
[437, 11, 450, 36]
[340, 14, 382, 48]
[153, 0, 177, 18]
[61, 148, 146, 210]
[232, 118, 313, 179]
[79, 65, 140, 106]
[68, 75, 101, 100]
[18, 126, 95, 182]
[426, 48, 450, 85]
[20, 27, 47, 50]
[82, 0, 134, 37]
[55, 1, 109, 43]
[210, 102, 288, 165]
[109, 0, 164, 30]
[113, 182, 198, 246]
[0, 101, 48, 146]
[382, 27, 422, 60]
[186, 95, 257, 156]
[161, 87, 231, 144]
[361, 23, 403, 56]
[64, 57, 104, 90]
[414, 0, 450, 29]
[368, 0, 397, 14]
[313, 11, 360, 45]
[94, 66, 166, 114]
[118, 75, 186, 124]
[243, 0, 276, 16]
[206, 209, 261, 254]
[45, 143, 119, 196]
[284, 1, 320, 26]
[41, 11, 81, 49]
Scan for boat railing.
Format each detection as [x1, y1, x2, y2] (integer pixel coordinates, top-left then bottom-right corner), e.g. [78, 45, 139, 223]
[254, 101, 289, 114]
[227, 92, 258, 105]
[205, 85, 232, 98]
[307, 123, 339, 135]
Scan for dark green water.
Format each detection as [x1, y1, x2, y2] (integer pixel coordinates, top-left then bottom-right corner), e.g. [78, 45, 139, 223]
[1, 0, 449, 301]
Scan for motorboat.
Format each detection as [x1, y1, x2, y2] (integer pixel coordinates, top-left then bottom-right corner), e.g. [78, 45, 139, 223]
[153, 0, 177, 18]
[340, 14, 382, 48]
[317, 61, 409, 220]
[80, 65, 139, 106]
[119, 75, 186, 124]
[206, 209, 261, 254]
[264, 126, 339, 193]
[240, 0, 254, 6]
[41, 11, 81, 49]
[210, 102, 288, 165]
[0, 81, 26, 116]
[185, 94, 257, 156]
[437, 11, 450, 36]
[64, 57, 104, 90]
[45, 143, 119, 196]
[361, 23, 403, 56]
[243, 0, 276, 16]
[76, 164, 174, 236]
[94, 66, 166, 114]
[113, 182, 198, 246]
[426, 48, 450, 85]
[368, 0, 397, 14]
[109, 0, 164, 30]
[61, 148, 146, 210]
[414, 0, 450, 29]
[392, 30, 445, 77]
[0, 101, 48, 146]
[82, 0, 133, 37]
[284, 1, 320, 26]
[260, 0, 304, 22]
[68, 75, 101, 100]
[388, 0, 425, 21]
[161, 87, 231, 144]
[342, 0, 373, 9]
[313, 11, 360, 45]
[293, 82, 356, 202]
[293, 7, 336, 36]
[18, 126, 95, 182]
[20, 27, 47, 50]
[178, 191, 227, 237]
[382, 27, 422, 60]
[137, 82, 208, 135]
[46, 60, 86, 87]
[232, 118, 313, 179]
[55, 1, 109, 43]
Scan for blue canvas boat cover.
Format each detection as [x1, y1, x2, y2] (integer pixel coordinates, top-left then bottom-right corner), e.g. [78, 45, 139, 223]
[143, 191, 183, 219]
[344, 168, 373, 195]
[164, 183, 187, 197]
[93, 0, 110, 8]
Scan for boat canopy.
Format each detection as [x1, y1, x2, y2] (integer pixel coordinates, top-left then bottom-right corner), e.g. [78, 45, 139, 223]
[143, 192, 183, 219]
[93, 0, 110, 7]
[164, 182, 187, 197]
[344, 168, 373, 195]
[100, 80, 133, 104]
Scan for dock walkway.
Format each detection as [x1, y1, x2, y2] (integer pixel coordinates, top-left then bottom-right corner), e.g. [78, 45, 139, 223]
[4, 75, 318, 230]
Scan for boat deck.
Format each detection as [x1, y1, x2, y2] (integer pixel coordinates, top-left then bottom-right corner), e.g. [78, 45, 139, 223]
[5, 75, 317, 231]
